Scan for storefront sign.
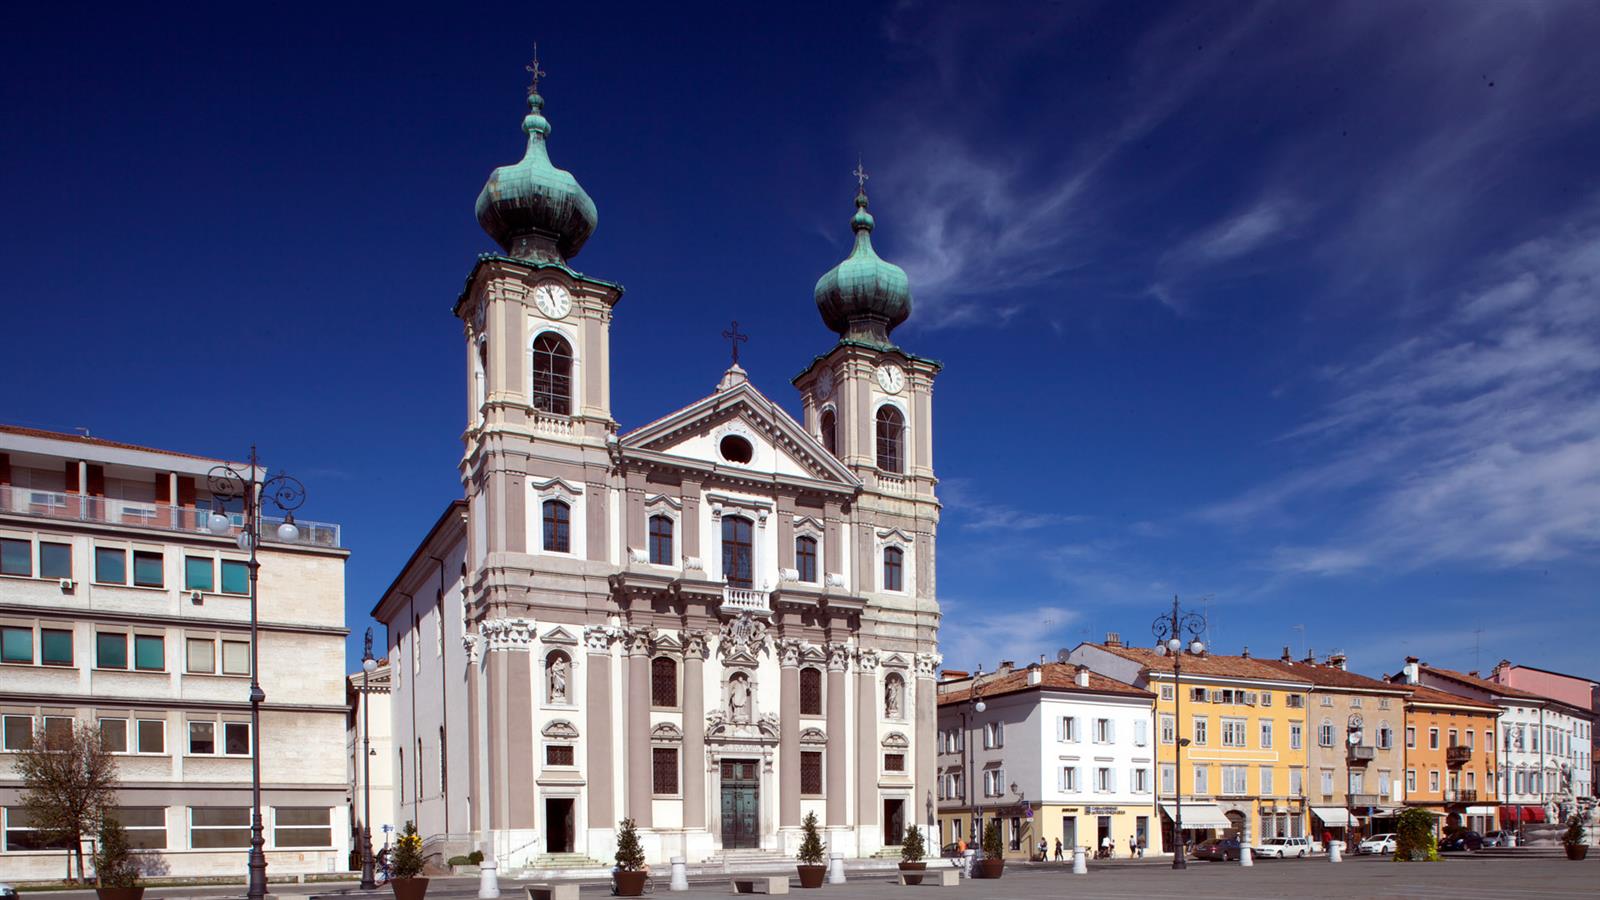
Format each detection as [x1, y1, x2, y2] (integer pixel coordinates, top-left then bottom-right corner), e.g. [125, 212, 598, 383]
[1085, 806, 1123, 815]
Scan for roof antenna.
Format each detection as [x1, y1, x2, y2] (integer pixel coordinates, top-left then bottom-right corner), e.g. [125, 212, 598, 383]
[75, 426, 91, 437]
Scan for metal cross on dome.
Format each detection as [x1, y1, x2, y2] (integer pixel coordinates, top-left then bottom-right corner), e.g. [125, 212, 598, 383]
[525, 44, 546, 94]
[853, 159, 869, 191]
[722, 320, 749, 366]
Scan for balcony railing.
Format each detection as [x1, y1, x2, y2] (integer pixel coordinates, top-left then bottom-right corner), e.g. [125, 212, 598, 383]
[1444, 789, 1478, 803]
[1349, 793, 1383, 808]
[0, 486, 342, 548]
[1348, 746, 1376, 764]
[721, 585, 771, 616]
[1446, 745, 1472, 766]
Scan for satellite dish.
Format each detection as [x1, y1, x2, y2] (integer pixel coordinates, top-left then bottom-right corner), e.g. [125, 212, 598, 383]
[1056, 648, 1071, 664]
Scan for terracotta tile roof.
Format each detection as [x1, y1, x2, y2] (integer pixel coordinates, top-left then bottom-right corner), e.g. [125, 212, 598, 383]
[1251, 658, 1412, 693]
[0, 424, 226, 463]
[938, 662, 1151, 706]
[1091, 643, 1314, 684]
[1399, 681, 1501, 711]
[1420, 664, 1551, 702]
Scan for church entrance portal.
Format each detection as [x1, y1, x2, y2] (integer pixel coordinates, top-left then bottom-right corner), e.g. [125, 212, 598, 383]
[545, 798, 574, 853]
[720, 759, 760, 849]
[883, 798, 906, 846]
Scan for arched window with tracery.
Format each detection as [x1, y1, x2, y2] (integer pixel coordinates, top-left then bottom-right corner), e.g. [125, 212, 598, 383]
[800, 666, 823, 716]
[651, 656, 678, 708]
[648, 515, 674, 565]
[543, 499, 571, 553]
[795, 535, 818, 583]
[819, 408, 837, 456]
[883, 546, 904, 592]
[531, 332, 573, 415]
[876, 405, 904, 473]
[722, 515, 753, 588]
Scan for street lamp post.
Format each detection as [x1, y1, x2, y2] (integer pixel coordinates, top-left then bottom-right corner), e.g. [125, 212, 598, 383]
[360, 629, 379, 890]
[1153, 595, 1207, 870]
[963, 667, 989, 854]
[207, 448, 306, 900]
[1346, 714, 1363, 851]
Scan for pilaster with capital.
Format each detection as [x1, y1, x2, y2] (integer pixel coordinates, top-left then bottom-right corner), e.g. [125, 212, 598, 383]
[683, 631, 709, 829]
[855, 648, 879, 826]
[825, 643, 850, 825]
[584, 625, 616, 825]
[914, 652, 940, 841]
[779, 639, 802, 827]
[625, 628, 654, 826]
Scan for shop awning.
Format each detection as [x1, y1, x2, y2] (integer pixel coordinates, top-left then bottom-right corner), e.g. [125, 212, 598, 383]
[1464, 806, 1498, 817]
[1160, 803, 1232, 830]
[1312, 807, 1353, 827]
[1501, 805, 1546, 824]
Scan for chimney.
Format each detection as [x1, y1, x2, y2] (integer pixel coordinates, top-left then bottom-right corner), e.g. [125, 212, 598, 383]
[1302, 647, 1316, 664]
[1028, 665, 1043, 686]
[1240, 646, 1250, 659]
[998, 660, 1015, 674]
[1282, 646, 1292, 661]
[940, 669, 970, 683]
[1402, 657, 1420, 685]
[1105, 632, 1123, 649]
[1075, 665, 1091, 688]
[1329, 653, 1347, 671]
[1468, 670, 1478, 679]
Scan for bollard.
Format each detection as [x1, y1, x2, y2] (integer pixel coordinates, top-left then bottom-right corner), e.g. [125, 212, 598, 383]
[1328, 841, 1342, 863]
[1072, 846, 1087, 874]
[668, 856, 688, 891]
[827, 851, 846, 884]
[1239, 845, 1252, 867]
[477, 859, 500, 899]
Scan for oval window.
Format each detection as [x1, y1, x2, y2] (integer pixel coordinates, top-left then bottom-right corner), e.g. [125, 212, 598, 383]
[719, 435, 754, 464]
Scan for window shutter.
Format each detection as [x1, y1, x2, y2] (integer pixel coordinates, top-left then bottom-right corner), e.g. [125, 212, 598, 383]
[1058, 716, 1065, 742]
[1134, 720, 1147, 746]
[1107, 720, 1116, 743]
[1109, 768, 1117, 792]
[1058, 767, 1066, 790]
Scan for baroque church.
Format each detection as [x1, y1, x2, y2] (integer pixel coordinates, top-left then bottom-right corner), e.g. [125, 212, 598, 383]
[371, 63, 943, 867]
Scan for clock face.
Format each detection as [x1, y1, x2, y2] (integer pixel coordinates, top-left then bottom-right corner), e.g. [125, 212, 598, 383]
[534, 283, 572, 319]
[876, 363, 906, 394]
[816, 369, 835, 399]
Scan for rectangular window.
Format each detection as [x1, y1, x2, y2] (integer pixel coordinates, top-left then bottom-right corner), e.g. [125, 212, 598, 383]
[1428, 771, 1440, 792]
[221, 560, 249, 595]
[274, 807, 331, 848]
[184, 557, 214, 592]
[1061, 766, 1078, 791]
[1096, 767, 1112, 792]
[187, 638, 216, 674]
[222, 640, 250, 675]
[97, 632, 128, 669]
[1351, 771, 1363, 794]
[1260, 691, 1273, 707]
[137, 719, 165, 754]
[1448, 728, 1458, 747]
[1193, 765, 1209, 794]
[1134, 719, 1147, 746]
[1260, 766, 1274, 795]
[1429, 728, 1440, 750]
[1159, 764, 1175, 795]
[650, 747, 679, 794]
[1260, 720, 1274, 749]
[4, 807, 72, 851]
[100, 718, 128, 753]
[884, 753, 906, 772]
[1159, 715, 1175, 744]
[132, 550, 163, 587]
[39, 716, 71, 746]
[223, 722, 250, 755]
[794, 536, 817, 583]
[40, 628, 72, 666]
[113, 807, 167, 850]
[190, 807, 251, 848]
[1222, 718, 1246, 747]
[96, 547, 127, 583]
[1223, 765, 1247, 795]
[39, 542, 72, 579]
[1192, 717, 1207, 746]
[0, 538, 31, 576]
[0, 625, 31, 663]
[1285, 694, 1305, 708]
[1406, 726, 1416, 748]
[1133, 767, 1149, 793]
[1094, 718, 1113, 742]
[3, 715, 34, 751]
[800, 751, 823, 795]
[1160, 684, 1174, 701]
[189, 721, 215, 755]
[134, 634, 164, 671]
[1321, 770, 1334, 795]
[1290, 768, 1303, 796]
[546, 744, 575, 766]
[1060, 716, 1078, 741]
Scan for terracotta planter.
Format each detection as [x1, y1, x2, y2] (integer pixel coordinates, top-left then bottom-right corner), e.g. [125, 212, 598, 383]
[613, 870, 648, 897]
[976, 858, 1005, 879]
[898, 861, 926, 885]
[1565, 845, 1588, 861]
[796, 864, 826, 888]
[391, 876, 429, 900]
[95, 887, 145, 900]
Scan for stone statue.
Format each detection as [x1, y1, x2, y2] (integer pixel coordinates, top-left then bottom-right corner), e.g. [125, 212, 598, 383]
[885, 676, 903, 719]
[548, 654, 569, 704]
[728, 673, 752, 723]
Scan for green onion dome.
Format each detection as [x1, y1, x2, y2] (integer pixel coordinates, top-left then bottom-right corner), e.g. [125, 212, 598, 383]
[813, 189, 912, 344]
[475, 91, 598, 263]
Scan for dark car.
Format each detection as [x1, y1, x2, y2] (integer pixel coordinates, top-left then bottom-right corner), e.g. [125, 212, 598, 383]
[1193, 837, 1242, 861]
[1439, 830, 1484, 852]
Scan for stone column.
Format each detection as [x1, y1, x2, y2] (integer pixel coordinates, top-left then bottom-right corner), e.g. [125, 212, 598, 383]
[780, 641, 802, 827]
[481, 618, 536, 830]
[914, 654, 939, 840]
[584, 627, 615, 827]
[626, 631, 654, 827]
[825, 644, 849, 826]
[856, 650, 879, 828]
[684, 633, 708, 829]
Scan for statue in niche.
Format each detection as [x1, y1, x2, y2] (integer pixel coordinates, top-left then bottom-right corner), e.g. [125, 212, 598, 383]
[548, 653, 569, 704]
[885, 674, 903, 719]
[728, 672, 752, 723]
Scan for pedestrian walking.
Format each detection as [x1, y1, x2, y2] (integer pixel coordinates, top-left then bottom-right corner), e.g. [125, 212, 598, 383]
[1128, 835, 1137, 858]
[1054, 837, 1064, 861]
[1136, 837, 1145, 858]
[1101, 834, 1113, 859]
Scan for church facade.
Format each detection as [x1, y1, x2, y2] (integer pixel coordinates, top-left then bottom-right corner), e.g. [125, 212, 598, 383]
[370, 68, 944, 867]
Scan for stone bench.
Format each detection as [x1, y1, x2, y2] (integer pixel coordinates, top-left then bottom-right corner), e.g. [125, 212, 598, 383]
[526, 884, 578, 900]
[729, 875, 790, 894]
[898, 868, 959, 887]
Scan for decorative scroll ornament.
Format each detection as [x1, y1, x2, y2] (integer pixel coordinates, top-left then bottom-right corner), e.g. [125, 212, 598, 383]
[651, 722, 685, 742]
[705, 710, 781, 742]
[800, 726, 828, 745]
[462, 633, 485, 663]
[856, 648, 880, 672]
[778, 639, 804, 668]
[542, 719, 580, 739]
[718, 611, 770, 662]
[915, 652, 942, 678]
[685, 630, 711, 660]
[583, 624, 619, 653]
[882, 731, 910, 749]
[827, 643, 852, 672]
[625, 628, 655, 656]
[481, 617, 535, 650]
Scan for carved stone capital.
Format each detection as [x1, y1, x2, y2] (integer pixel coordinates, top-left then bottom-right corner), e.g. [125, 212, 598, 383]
[826, 642, 851, 673]
[684, 630, 711, 661]
[462, 633, 485, 663]
[856, 648, 880, 673]
[778, 639, 803, 668]
[481, 617, 535, 651]
[583, 625, 618, 654]
[915, 652, 942, 678]
[626, 628, 655, 657]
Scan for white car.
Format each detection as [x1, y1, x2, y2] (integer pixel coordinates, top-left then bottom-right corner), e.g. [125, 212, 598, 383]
[1359, 833, 1397, 855]
[1253, 836, 1313, 858]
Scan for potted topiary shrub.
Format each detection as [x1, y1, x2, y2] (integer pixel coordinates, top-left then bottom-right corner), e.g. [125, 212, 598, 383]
[93, 818, 144, 900]
[390, 821, 430, 900]
[898, 825, 927, 885]
[1562, 814, 1589, 861]
[613, 817, 648, 897]
[796, 811, 827, 888]
[977, 819, 1005, 878]
[1393, 808, 1439, 863]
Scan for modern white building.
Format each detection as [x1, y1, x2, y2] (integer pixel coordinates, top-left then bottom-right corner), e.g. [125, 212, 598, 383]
[0, 425, 351, 879]
[936, 661, 1157, 859]
[347, 654, 398, 864]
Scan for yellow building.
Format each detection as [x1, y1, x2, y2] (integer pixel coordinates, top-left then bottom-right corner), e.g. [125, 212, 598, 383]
[1070, 639, 1314, 853]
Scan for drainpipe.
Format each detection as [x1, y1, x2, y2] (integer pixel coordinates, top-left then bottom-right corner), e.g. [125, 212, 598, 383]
[431, 555, 450, 838]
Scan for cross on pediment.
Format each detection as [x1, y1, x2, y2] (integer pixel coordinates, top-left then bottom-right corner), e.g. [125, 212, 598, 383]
[526, 44, 546, 95]
[722, 320, 749, 366]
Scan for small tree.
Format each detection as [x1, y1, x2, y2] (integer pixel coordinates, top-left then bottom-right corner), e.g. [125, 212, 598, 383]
[1563, 814, 1589, 848]
[614, 818, 645, 872]
[796, 811, 826, 865]
[1393, 808, 1439, 862]
[92, 818, 141, 889]
[391, 821, 427, 879]
[900, 825, 926, 863]
[16, 721, 118, 882]
[982, 818, 1004, 858]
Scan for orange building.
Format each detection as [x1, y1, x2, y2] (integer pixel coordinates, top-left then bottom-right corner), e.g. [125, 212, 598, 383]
[1393, 666, 1500, 834]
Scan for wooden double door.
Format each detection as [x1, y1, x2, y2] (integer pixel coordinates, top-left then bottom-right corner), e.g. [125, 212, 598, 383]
[720, 759, 760, 849]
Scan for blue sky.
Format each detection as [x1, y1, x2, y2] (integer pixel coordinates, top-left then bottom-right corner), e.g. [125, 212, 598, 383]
[4, 2, 1598, 680]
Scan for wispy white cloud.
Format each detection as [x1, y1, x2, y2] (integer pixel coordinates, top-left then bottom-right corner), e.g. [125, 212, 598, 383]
[937, 598, 1079, 673]
[939, 476, 1088, 531]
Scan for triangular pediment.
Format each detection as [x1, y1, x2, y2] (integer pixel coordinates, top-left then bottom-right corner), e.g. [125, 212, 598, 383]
[621, 380, 861, 489]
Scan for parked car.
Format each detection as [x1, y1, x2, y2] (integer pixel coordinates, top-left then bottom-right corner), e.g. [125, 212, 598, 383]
[1358, 833, 1397, 855]
[1482, 830, 1511, 848]
[1439, 831, 1484, 852]
[0, 883, 17, 900]
[1194, 837, 1242, 861]
[1253, 836, 1314, 858]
